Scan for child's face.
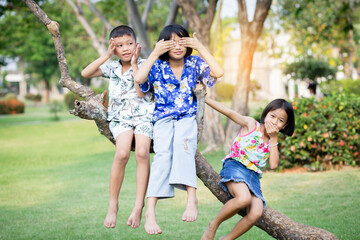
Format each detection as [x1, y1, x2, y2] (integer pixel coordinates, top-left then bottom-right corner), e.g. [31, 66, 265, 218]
[264, 108, 288, 131]
[113, 34, 136, 63]
[168, 33, 186, 60]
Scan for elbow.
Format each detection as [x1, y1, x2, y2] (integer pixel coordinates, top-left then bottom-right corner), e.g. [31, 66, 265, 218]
[217, 69, 224, 78]
[134, 74, 143, 84]
[211, 69, 224, 79]
[269, 163, 278, 170]
[134, 76, 140, 84]
[81, 70, 88, 79]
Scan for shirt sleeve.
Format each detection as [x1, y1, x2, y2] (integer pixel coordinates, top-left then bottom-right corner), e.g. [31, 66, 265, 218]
[99, 62, 111, 79]
[196, 56, 217, 88]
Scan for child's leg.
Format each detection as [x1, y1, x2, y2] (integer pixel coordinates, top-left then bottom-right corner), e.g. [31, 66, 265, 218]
[220, 195, 263, 240]
[144, 117, 175, 234]
[201, 182, 252, 240]
[127, 134, 151, 228]
[104, 130, 133, 228]
[144, 197, 162, 234]
[182, 186, 198, 222]
[171, 116, 198, 221]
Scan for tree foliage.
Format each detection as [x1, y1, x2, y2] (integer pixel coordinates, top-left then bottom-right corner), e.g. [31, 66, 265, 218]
[276, 0, 360, 76]
[284, 57, 336, 82]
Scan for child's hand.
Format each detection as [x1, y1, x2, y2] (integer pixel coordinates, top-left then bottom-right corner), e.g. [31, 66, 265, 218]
[179, 32, 202, 51]
[131, 43, 141, 66]
[195, 81, 205, 91]
[106, 38, 116, 58]
[153, 39, 175, 57]
[265, 121, 280, 139]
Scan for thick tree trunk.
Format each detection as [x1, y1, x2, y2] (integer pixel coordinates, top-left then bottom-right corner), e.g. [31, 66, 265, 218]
[177, 0, 225, 150]
[22, 0, 338, 239]
[224, 0, 272, 147]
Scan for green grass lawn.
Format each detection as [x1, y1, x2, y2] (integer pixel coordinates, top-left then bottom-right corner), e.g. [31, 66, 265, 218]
[0, 105, 359, 239]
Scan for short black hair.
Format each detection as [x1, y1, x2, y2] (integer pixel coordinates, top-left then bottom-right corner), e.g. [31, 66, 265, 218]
[157, 24, 193, 61]
[260, 98, 295, 136]
[308, 82, 317, 94]
[109, 25, 136, 41]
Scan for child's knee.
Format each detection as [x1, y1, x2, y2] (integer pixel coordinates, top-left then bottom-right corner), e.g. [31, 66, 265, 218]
[115, 150, 130, 163]
[135, 148, 149, 161]
[233, 195, 251, 209]
[248, 206, 263, 223]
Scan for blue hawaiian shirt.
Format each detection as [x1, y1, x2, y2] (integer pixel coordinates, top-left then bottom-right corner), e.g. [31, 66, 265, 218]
[139, 55, 216, 123]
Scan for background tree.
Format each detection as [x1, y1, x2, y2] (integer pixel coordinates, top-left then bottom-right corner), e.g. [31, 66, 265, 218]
[0, 0, 99, 100]
[177, 0, 226, 150]
[21, 0, 338, 238]
[284, 57, 337, 83]
[224, 0, 273, 147]
[277, 0, 360, 79]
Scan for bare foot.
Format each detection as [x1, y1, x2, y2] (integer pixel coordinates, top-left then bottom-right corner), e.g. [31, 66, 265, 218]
[201, 221, 217, 240]
[144, 211, 162, 235]
[104, 204, 118, 228]
[182, 198, 198, 222]
[127, 205, 143, 228]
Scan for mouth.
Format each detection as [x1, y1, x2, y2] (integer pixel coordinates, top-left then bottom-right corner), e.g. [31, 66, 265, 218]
[122, 53, 131, 57]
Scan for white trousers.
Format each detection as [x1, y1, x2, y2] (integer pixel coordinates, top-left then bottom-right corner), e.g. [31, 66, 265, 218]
[146, 116, 198, 198]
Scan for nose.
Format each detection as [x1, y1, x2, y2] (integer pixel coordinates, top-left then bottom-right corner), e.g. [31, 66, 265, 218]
[174, 40, 181, 48]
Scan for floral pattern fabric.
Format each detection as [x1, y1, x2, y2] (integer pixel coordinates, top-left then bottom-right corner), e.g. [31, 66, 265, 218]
[139, 55, 216, 123]
[223, 121, 270, 178]
[100, 58, 154, 125]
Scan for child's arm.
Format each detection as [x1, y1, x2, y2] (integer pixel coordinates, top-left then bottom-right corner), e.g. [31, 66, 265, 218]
[81, 38, 115, 79]
[265, 122, 280, 169]
[179, 33, 224, 78]
[205, 97, 255, 130]
[131, 43, 145, 98]
[134, 39, 175, 84]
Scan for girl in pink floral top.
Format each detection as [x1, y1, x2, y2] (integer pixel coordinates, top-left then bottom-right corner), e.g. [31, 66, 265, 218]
[202, 97, 295, 240]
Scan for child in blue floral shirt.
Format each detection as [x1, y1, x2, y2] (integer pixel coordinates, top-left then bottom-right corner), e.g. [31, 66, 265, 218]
[135, 24, 223, 235]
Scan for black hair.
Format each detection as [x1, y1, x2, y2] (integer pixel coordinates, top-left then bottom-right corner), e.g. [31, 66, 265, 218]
[260, 98, 295, 136]
[109, 25, 136, 41]
[308, 82, 317, 94]
[157, 24, 193, 61]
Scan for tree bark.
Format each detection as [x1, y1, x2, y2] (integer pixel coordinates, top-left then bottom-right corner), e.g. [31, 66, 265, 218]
[176, 0, 225, 151]
[22, 0, 338, 239]
[224, 0, 272, 148]
[165, 0, 179, 26]
[126, 0, 152, 57]
[141, 0, 152, 26]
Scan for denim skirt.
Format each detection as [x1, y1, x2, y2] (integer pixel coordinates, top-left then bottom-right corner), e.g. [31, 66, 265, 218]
[218, 158, 266, 208]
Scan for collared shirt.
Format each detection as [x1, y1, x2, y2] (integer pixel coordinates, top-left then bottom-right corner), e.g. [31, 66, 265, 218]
[223, 121, 270, 178]
[100, 59, 154, 122]
[139, 55, 216, 123]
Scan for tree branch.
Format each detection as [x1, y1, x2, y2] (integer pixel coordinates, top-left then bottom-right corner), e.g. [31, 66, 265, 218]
[82, 0, 113, 32]
[66, 0, 107, 55]
[126, 0, 152, 57]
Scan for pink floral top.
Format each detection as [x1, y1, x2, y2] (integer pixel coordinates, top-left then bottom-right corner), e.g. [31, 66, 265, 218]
[223, 121, 270, 178]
